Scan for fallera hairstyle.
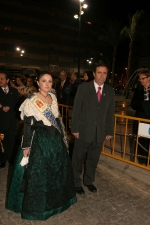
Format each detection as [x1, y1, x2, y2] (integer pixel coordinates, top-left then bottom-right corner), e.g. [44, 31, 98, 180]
[84, 71, 94, 82]
[138, 68, 150, 77]
[93, 61, 109, 73]
[0, 71, 9, 79]
[37, 71, 52, 81]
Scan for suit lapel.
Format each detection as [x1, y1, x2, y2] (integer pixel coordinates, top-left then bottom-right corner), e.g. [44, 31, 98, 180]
[100, 84, 107, 104]
[89, 81, 98, 103]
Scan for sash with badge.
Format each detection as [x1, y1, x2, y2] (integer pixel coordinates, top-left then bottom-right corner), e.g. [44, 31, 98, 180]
[28, 94, 68, 149]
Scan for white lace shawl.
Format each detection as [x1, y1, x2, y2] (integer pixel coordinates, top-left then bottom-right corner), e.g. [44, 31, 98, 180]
[19, 93, 59, 126]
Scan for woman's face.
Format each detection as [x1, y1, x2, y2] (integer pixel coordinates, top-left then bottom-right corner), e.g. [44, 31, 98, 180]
[37, 74, 53, 92]
[27, 78, 33, 87]
[16, 77, 21, 85]
[84, 73, 88, 81]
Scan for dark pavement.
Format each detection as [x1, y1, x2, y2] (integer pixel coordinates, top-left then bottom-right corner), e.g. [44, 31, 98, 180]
[1, 160, 150, 225]
[1, 95, 150, 224]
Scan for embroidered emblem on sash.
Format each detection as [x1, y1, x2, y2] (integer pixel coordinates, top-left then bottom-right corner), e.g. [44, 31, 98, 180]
[28, 94, 61, 133]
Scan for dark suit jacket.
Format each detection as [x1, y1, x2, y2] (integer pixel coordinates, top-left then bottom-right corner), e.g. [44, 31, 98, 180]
[66, 78, 82, 106]
[0, 87, 19, 131]
[71, 81, 115, 143]
[55, 79, 70, 104]
[131, 87, 150, 119]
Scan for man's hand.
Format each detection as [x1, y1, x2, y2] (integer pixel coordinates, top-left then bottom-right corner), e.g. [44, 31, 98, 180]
[0, 104, 2, 108]
[2, 106, 10, 112]
[23, 148, 30, 157]
[72, 132, 79, 139]
[106, 135, 113, 140]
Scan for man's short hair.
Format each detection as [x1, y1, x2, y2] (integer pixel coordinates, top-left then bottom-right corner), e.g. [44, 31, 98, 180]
[60, 71, 67, 76]
[93, 61, 109, 72]
[138, 68, 150, 77]
[74, 72, 79, 78]
[0, 71, 9, 79]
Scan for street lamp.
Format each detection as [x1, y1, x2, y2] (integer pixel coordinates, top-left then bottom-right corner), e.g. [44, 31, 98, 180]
[16, 47, 25, 57]
[87, 58, 93, 67]
[74, 0, 88, 76]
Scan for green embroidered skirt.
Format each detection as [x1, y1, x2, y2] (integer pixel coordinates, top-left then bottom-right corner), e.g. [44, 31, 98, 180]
[6, 126, 77, 220]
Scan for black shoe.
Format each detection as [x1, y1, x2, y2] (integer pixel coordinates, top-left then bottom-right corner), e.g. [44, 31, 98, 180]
[84, 184, 97, 192]
[75, 186, 85, 195]
[0, 163, 5, 168]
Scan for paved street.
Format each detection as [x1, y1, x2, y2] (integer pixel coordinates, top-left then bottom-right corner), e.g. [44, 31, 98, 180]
[1, 161, 150, 225]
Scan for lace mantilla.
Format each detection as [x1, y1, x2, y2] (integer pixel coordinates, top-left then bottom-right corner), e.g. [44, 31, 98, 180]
[19, 93, 59, 126]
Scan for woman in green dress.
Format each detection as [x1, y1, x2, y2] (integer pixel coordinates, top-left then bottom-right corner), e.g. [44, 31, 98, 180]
[6, 72, 77, 220]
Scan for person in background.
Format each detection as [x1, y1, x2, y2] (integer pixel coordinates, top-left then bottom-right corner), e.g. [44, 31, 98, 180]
[66, 72, 81, 107]
[55, 71, 70, 105]
[6, 71, 76, 220]
[22, 74, 30, 86]
[84, 71, 94, 82]
[33, 69, 40, 90]
[0, 72, 19, 168]
[16, 77, 37, 128]
[71, 62, 115, 194]
[23, 77, 37, 97]
[131, 68, 150, 165]
[15, 76, 26, 94]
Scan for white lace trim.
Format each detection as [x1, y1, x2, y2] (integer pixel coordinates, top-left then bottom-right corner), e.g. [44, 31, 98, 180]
[19, 93, 59, 126]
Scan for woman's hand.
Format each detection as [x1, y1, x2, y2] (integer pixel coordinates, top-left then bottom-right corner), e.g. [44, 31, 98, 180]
[23, 148, 30, 157]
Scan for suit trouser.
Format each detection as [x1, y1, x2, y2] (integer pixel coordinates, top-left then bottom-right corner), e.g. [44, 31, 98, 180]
[0, 127, 16, 164]
[72, 136, 102, 187]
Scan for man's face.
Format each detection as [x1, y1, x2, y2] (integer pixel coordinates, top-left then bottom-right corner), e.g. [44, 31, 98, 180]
[0, 73, 9, 88]
[60, 72, 66, 81]
[93, 66, 108, 86]
[139, 73, 149, 87]
[70, 73, 76, 82]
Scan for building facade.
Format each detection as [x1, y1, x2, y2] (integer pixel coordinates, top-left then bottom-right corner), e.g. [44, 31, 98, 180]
[0, 0, 104, 76]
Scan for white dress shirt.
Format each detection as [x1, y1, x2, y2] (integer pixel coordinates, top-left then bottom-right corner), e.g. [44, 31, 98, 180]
[94, 81, 104, 94]
[2, 86, 9, 94]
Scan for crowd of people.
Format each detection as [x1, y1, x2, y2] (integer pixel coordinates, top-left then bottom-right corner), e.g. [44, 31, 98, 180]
[0, 64, 114, 220]
[0, 64, 150, 221]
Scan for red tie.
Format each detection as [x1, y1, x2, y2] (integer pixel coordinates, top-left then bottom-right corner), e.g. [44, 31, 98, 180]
[97, 87, 101, 102]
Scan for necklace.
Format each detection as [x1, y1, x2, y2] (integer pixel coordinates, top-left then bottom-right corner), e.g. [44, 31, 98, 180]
[39, 91, 48, 98]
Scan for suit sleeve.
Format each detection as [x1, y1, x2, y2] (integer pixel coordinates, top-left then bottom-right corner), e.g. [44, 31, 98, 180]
[71, 84, 83, 133]
[106, 89, 115, 135]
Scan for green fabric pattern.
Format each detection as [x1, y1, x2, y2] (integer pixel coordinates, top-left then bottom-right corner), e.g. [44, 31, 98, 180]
[6, 129, 76, 220]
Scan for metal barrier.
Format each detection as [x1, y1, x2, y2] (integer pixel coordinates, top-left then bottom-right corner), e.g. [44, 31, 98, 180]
[102, 114, 150, 170]
[59, 104, 150, 171]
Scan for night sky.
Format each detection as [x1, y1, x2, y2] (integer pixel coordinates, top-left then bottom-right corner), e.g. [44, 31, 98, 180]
[62, 0, 150, 24]
[41, 0, 150, 74]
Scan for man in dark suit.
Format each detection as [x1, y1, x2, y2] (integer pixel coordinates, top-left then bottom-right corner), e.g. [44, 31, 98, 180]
[71, 62, 115, 194]
[131, 68, 150, 165]
[0, 72, 19, 168]
[55, 71, 70, 105]
[66, 72, 82, 106]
